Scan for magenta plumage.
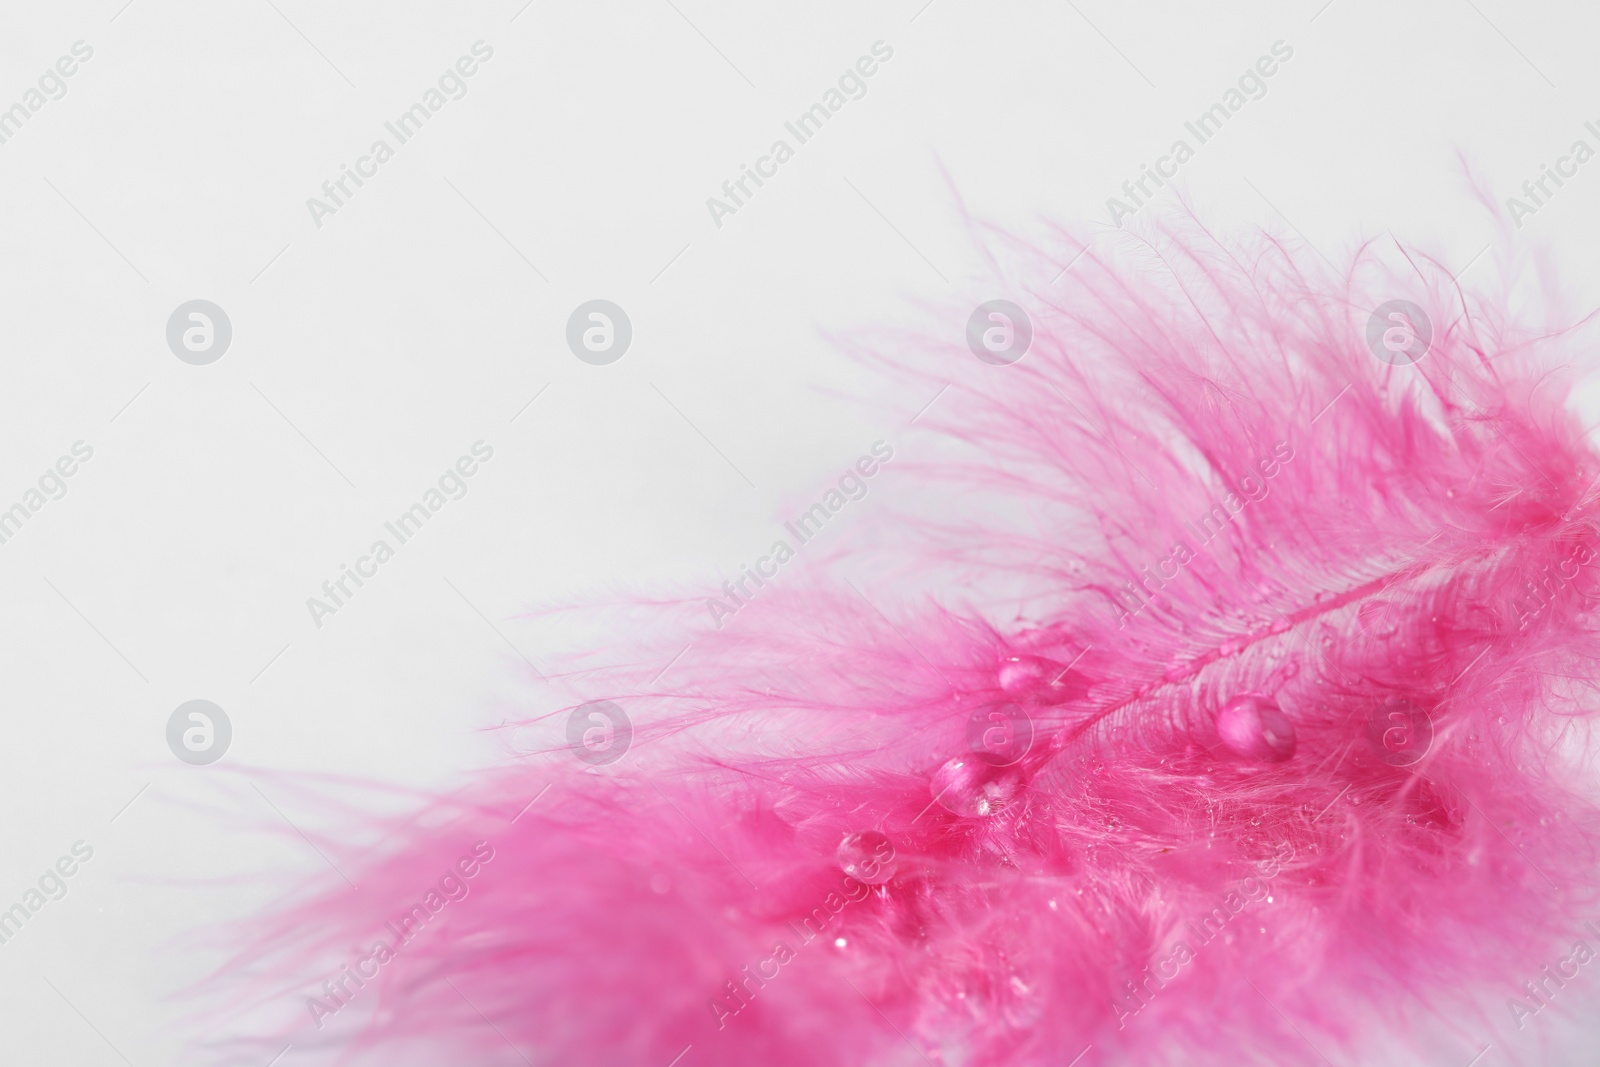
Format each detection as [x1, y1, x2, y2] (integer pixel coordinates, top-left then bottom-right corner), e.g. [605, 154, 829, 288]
[226, 219, 1600, 1066]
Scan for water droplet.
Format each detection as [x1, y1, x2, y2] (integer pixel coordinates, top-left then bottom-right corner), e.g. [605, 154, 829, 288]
[1364, 697, 1433, 766]
[1214, 694, 1297, 762]
[997, 655, 1089, 705]
[834, 937, 848, 948]
[837, 830, 897, 885]
[930, 754, 1024, 817]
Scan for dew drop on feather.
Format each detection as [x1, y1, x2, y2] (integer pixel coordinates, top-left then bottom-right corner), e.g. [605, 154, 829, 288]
[837, 830, 898, 885]
[931, 755, 1025, 817]
[1214, 694, 1297, 762]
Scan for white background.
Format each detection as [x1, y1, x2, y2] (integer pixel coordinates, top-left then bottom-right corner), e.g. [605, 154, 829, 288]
[1, 0, 1598, 1064]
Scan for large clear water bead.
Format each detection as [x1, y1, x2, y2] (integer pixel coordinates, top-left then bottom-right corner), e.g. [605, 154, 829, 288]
[997, 654, 1089, 705]
[1215, 694, 1297, 762]
[836, 830, 897, 885]
[931, 754, 1024, 817]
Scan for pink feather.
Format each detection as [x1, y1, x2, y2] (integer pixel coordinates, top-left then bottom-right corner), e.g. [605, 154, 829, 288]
[215, 217, 1600, 1066]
